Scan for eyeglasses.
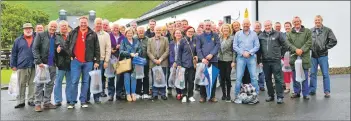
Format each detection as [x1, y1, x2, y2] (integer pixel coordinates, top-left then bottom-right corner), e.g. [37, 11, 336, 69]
[187, 31, 195, 33]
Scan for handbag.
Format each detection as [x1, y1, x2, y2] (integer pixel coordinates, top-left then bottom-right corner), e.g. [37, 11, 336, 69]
[114, 53, 132, 74]
[184, 37, 197, 68]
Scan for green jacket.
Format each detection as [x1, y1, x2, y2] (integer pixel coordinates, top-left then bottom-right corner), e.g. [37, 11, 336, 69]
[286, 25, 312, 70]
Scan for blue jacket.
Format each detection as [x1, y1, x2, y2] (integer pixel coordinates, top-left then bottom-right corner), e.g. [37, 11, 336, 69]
[196, 31, 220, 62]
[119, 38, 142, 60]
[177, 36, 197, 68]
[10, 34, 35, 69]
[168, 41, 178, 67]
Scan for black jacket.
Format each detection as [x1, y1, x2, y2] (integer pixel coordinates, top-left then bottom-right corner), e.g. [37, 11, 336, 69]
[257, 30, 288, 63]
[310, 26, 337, 58]
[55, 33, 71, 70]
[144, 29, 155, 38]
[32, 31, 60, 65]
[68, 27, 100, 64]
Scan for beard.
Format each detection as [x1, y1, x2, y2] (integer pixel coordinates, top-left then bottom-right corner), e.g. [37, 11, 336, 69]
[24, 31, 33, 37]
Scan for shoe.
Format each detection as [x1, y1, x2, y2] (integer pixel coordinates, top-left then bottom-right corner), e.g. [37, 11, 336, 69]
[43, 103, 57, 109]
[81, 104, 89, 108]
[161, 96, 168, 100]
[35, 105, 42, 112]
[132, 94, 137, 102]
[189, 97, 196, 102]
[127, 95, 132, 102]
[284, 89, 290, 93]
[221, 96, 226, 100]
[55, 103, 62, 106]
[176, 94, 182, 100]
[101, 93, 107, 97]
[226, 96, 231, 102]
[309, 92, 316, 96]
[181, 96, 187, 103]
[116, 96, 123, 101]
[324, 92, 331, 98]
[303, 96, 310, 100]
[150, 96, 158, 100]
[260, 87, 265, 91]
[265, 96, 275, 102]
[108, 97, 114, 101]
[142, 94, 151, 99]
[95, 100, 101, 104]
[209, 98, 218, 103]
[291, 93, 301, 98]
[277, 98, 284, 104]
[67, 104, 74, 109]
[14, 103, 25, 108]
[27, 102, 35, 106]
[135, 94, 141, 100]
[199, 98, 205, 103]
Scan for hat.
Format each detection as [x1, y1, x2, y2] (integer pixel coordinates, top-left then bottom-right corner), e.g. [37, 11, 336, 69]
[22, 23, 33, 29]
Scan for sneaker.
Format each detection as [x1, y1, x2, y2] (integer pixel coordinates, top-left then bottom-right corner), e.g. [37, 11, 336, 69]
[67, 104, 74, 109]
[189, 97, 196, 102]
[277, 98, 284, 104]
[27, 102, 35, 106]
[135, 94, 141, 100]
[81, 104, 88, 108]
[226, 96, 231, 102]
[35, 105, 42, 112]
[43, 103, 57, 109]
[181, 97, 187, 103]
[142, 94, 151, 99]
[324, 92, 331, 98]
[14, 103, 25, 108]
[265, 96, 275, 102]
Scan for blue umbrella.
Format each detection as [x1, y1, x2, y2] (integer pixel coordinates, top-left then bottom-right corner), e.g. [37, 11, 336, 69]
[204, 65, 220, 101]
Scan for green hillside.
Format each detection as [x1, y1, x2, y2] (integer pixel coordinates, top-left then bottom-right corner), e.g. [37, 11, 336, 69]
[6, 1, 162, 21]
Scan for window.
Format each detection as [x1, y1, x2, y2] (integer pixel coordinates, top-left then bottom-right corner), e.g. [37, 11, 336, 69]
[224, 15, 231, 24]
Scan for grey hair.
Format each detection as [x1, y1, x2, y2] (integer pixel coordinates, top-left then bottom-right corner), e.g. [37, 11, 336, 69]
[137, 26, 145, 31]
[48, 20, 58, 28]
[103, 19, 110, 24]
[59, 20, 68, 26]
[94, 18, 103, 24]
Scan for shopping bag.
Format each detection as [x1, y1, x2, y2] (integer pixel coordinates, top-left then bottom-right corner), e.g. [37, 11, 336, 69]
[34, 64, 50, 84]
[132, 56, 147, 66]
[282, 52, 292, 72]
[152, 66, 166, 87]
[194, 63, 206, 84]
[105, 62, 115, 78]
[294, 56, 305, 82]
[167, 67, 176, 88]
[174, 67, 186, 89]
[135, 65, 144, 79]
[89, 69, 102, 94]
[230, 68, 236, 80]
[8, 71, 19, 97]
[256, 65, 263, 80]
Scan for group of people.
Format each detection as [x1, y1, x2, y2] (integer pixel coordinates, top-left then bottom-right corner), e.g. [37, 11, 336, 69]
[10, 14, 337, 112]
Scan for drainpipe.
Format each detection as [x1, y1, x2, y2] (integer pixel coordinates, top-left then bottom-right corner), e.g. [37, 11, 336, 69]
[256, 0, 259, 21]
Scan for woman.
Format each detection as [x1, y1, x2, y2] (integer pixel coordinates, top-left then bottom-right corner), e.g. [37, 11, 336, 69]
[119, 28, 142, 102]
[119, 25, 126, 36]
[218, 24, 235, 102]
[176, 26, 197, 103]
[169, 29, 183, 100]
[283, 21, 293, 93]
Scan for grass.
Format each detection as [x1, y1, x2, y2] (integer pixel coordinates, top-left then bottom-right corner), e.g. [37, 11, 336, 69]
[1, 69, 12, 85]
[5, 1, 162, 21]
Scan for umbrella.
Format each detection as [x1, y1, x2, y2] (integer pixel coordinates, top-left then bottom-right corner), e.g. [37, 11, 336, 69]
[204, 65, 220, 101]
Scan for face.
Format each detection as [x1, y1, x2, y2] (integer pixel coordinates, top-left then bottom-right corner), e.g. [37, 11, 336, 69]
[284, 23, 291, 32]
[120, 28, 126, 35]
[242, 20, 251, 31]
[275, 23, 281, 32]
[155, 27, 162, 37]
[103, 21, 110, 32]
[211, 25, 217, 32]
[126, 30, 133, 39]
[95, 20, 103, 32]
[48, 22, 58, 34]
[23, 28, 33, 36]
[205, 22, 211, 31]
[167, 24, 174, 32]
[218, 21, 223, 26]
[60, 24, 68, 34]
[264, 21, 272, 32]
[149, 21, 156, 30]
[79, 18, 88, 30]
[182, 21, 188, 28]
[222, 25, 230, 35]
[232, 22, 240, 32]
[112, 25, 119, 35]
[35, 25, 44, 33]
[197, 27, 203, 35]
[137, 28, 145, 36]
[174, 30, 182, 40]
[186, 28, 195, 38]
[176, 21, 182, 28]
[199, 23, 204, 29]
[314, 17, 323, 27]
[293, 17, 302, 29]
[131, 23, 137, 29]
[254, 23, 261, 32]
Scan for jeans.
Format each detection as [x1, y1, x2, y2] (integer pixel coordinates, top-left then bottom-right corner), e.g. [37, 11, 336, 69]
[123, 72, 137, 95]
[200, 62, 218, 99]
[87, 60, 106, 101]
[263, 61, 284, 98]
[34, 66, 56, 106]
[70, 59, 93, 104]
[293, 69, 309, 96]
[151, 67, 167, 97]
[258, 72, 265, 88]
[309, 56, 331, 93]
[54, 69, 71, 104]
[108, 75, 124, 97]
[136, 65, 149, 95]
[235, 55, 259, 96]
[219, 61, 232, 97]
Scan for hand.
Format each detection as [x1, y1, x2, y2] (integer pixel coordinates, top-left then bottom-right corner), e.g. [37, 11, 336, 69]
[71, 57, 73, 60]
[94, 63, 99, 69]
[231, 62, 236, 68]
[157, 59, 162, 65]
[258, 63, 263, 67]
[173, 63, 177, 68]
[154, 59, 161, 65]
[202, 59, 209, 65]
[130, 53, 135, 57]
[296, 49, 303, 56]
[103, 62, 108, 69]
[205, 54, 213, 60]
[39, 63, 44, 68]
[243, 51, 251, 58]
[116, 45, 120, 49]
[193, 56, 198, 61]
[135, 53, 139, 57]
[12, 67, 17, 71]
[57, 45, 61, 53]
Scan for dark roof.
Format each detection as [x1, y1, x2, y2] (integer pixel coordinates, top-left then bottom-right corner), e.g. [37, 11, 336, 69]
[140, 1, 179, 16]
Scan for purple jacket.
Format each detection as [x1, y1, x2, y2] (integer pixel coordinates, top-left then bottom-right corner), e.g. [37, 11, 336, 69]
[110, 32, 125, 57]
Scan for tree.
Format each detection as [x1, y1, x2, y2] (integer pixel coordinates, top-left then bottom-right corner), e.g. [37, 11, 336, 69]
[1, 2, 49, 49]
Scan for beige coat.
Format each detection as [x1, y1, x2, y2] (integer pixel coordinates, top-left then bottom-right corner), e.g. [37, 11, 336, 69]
[147, 36, 169, 68]
[97, 31, 111, 63]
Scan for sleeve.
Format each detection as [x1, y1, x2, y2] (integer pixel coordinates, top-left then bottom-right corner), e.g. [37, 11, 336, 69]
[248, 33, 260, 55]
[32, 33, 42, 64]
[285, 33, 298, 53]
[136, 41, 142, 57]
[301, 30, 312, 53]
[160, 38, 169, 62]
[105, 35, 112, 63]
[196, 36, 204, 60]
[326, 28, 337, 49]
[10, 39, 18, 68]
[147, 38, 156, 61]
[119, 40, 130, 58]
[94, 34, 100, 64]
[209, 34, 220, 56]
[256, 38, 262, 64]
[278, 32, 289, 57]
[233, 33, 244, 56]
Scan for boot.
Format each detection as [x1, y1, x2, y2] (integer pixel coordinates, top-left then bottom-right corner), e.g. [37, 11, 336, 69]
[226, 84, 232, 102]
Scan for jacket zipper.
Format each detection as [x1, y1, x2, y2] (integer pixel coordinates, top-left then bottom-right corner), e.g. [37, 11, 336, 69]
[267, 34, 270, 57]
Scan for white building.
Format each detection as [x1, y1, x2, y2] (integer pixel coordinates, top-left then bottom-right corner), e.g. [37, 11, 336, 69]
[113, 18, 135, 26]
[133, 1, 350, 67]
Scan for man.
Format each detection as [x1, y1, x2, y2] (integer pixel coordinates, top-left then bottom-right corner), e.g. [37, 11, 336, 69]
[233, 19, 260, 100]
[134, 26, 151, 99]
[218, 20, 224, 28]
[257, 20, 288, 104]
[274, 22, 282, 32]
[130, 21, 138, 36]
[54, 20, 72, 106]
[103, 19, 111, 33]
[198, 22, 204, 29]
[68, 16, 100, 108]
[145, 19, 156, 38]
[165, 22, 174, 42]
[309, 15, 337, 98]
[182, 19, 189, 31]
[87, 18, 111, 103]
[147, 26, 169, 100]
[35, 24, 44, 33]
[254, 21, 266, 91]
[32, 21, 59, 112]
[175, 20, 183, 30]
[285, 16, 312, 100]
[10, 23, 36, 108]
[211, 24, 218, 34]
[196, 21, 220, 103]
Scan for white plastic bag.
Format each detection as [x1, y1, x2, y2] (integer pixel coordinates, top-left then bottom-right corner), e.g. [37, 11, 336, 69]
[230, 68, 236, 80]
[256, 65, 263, 80]
[168, 67, 176, 88]
[294, 56, 305, 82]
[104, 62, 115, 78]
[34, 64, 50, 84]
[89, 69, 102, 94]
[152, 66, 166, 87]
[8, 71, 19, 97]
[135, 65, 144, 79]
[174, 67, 186, 89]
[194, 63, 205, 84]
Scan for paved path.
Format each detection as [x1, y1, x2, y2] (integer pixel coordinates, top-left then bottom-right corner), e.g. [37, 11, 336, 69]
[1, 75, 350, 120]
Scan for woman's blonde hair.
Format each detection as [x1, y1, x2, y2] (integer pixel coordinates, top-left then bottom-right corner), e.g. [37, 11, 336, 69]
[220, 24, 232, 38]
[124, 28, 135, 36]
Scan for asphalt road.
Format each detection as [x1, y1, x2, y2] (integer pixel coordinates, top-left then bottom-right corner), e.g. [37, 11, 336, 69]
[1, 74, 350, 120]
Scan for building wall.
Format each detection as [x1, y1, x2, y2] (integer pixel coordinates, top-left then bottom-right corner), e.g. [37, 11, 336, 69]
[258, 1, 350, 67]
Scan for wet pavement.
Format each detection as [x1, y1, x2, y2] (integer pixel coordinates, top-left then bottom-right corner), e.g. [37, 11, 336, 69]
[1, 74, 350, 120]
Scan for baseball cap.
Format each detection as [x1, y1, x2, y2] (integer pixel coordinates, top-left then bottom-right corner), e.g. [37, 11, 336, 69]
[22, 23, 33, 29]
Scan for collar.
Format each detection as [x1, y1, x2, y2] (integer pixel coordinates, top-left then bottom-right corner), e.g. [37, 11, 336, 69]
[241, 30, 252, 35]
